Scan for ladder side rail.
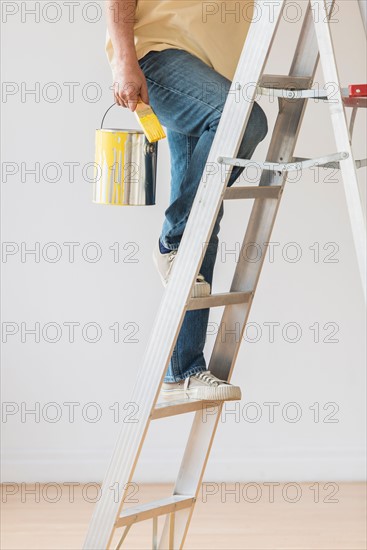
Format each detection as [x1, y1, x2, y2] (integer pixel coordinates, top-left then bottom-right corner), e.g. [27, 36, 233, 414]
[311, 0, 367, 301]
[159, 2, 332, 547]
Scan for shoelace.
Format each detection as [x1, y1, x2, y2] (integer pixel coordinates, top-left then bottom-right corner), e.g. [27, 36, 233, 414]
[182, 371, 224, 390]
[194, 371, 221, 386]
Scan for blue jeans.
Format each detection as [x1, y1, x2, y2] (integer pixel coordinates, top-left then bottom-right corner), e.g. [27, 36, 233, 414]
[138, 49, 268, 382]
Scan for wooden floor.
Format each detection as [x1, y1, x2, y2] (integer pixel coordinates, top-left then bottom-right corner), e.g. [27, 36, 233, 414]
[1, 482, 366, 549]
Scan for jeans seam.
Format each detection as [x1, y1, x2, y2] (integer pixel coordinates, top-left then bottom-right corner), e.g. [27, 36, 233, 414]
[186, 136, 191, 170]
[144, 76, 224, 116]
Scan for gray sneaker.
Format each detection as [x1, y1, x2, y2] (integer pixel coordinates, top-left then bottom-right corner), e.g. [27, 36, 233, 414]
[160, 371, 242, 401]
[152, 240, 210, 298]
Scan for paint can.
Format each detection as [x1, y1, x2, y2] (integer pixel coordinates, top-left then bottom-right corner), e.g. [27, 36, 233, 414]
[93, 104, 158, 206]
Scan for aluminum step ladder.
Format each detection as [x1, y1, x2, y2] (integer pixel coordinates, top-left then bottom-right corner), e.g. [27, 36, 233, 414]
[84, 1, 366, 548]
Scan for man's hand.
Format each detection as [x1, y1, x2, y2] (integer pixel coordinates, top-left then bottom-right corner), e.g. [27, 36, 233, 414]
[113, 59, 149, 111]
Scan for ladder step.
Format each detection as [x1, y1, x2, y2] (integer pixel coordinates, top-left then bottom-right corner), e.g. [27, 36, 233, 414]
[223, 185, 282, 200]
[152, 398, 216, 420]
[260, 73, 312, 89]
[116, 496, 195, 528]
[186, 291, 252, 311]
[258, 74, 324, 98]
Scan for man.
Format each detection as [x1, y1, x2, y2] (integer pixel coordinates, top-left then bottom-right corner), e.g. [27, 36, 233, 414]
[106, 0, 268, 401]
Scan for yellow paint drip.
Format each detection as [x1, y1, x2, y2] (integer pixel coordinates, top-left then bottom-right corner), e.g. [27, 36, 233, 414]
[94, 130, 128, 205]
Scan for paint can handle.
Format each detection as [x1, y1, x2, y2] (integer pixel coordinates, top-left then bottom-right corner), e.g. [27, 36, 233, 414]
[100, 103, 117, 129]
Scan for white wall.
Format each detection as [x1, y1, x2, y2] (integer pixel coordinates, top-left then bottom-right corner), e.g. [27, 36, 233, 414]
[1, 1, 366, 483]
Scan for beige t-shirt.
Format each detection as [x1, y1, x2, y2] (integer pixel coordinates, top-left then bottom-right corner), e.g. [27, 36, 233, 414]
[106, 1, 254, 81]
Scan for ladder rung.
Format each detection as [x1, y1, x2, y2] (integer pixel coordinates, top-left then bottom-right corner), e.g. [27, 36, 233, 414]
[186, 291, 252, 311]
[152, 398, 217, 420]
[258, 74, 327, 98]
[223, 185, 282, 200]
[260, 74, 312, 89]
[116, 496, 195, 528]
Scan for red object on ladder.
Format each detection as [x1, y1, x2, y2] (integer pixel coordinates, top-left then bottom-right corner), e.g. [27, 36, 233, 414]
[349, 84, 367, 97]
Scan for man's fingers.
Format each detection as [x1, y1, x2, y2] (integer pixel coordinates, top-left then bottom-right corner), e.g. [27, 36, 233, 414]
[116, 97, 125, 108]
[114, 93, 127, 108]
[127, 97, 138, 112]
[113, 83, 124, 107]
[114, 93, 123, 107]
[113, 79, 148, 110]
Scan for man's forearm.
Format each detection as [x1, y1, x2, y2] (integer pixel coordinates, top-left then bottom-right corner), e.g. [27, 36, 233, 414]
[106, 0, 137, 64]
[107, 0, 149, 108]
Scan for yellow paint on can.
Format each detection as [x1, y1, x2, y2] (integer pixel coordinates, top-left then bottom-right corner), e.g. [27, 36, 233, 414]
[93, 130, 129, 206]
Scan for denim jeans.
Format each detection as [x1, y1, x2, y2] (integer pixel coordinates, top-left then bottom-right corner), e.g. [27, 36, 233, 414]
[138, 48, 268, 382]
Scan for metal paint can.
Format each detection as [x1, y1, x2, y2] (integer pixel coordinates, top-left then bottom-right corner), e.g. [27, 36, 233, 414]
[93, 105, 158, 206]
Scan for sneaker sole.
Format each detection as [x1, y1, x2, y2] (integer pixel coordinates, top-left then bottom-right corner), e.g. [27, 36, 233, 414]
[160, 385, 242, 402]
